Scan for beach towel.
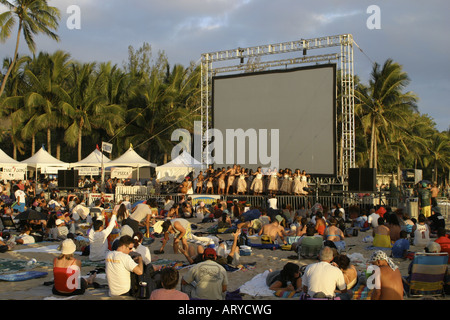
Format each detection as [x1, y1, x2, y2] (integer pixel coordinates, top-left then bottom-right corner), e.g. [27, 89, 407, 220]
[274, 289, 302, 298]
[239, 270, 274, 297]
[0, 271, 48, 282]
[365, 245, 392, 251]
[0, 258, 52, 273]
[351, 283, 373, 300]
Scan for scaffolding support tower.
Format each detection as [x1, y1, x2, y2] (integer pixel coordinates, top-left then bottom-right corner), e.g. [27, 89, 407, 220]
[200, 34, 355, 184]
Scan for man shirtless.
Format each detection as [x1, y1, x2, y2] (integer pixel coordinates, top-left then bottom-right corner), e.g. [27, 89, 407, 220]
[369, 250, 404, 300]
[430, 183, 440, 207]
[258, 215, 287, 245]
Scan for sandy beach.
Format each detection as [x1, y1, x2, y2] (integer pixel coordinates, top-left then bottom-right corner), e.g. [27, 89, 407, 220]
[0, 216, 446, 301]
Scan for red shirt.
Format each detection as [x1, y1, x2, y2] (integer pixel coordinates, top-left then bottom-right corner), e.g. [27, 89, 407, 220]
[53, 259, 79, 293]
[435, 236, 450, 262]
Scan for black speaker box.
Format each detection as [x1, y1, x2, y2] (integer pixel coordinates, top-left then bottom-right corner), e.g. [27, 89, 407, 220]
[348, 168, 377, 192]
[58, 170, 79, 189]
[348, 168, 360, 192]
[360, 168, 376, 192]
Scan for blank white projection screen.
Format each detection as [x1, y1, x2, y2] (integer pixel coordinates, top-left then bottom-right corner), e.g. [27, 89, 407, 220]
[212, 64, 336, 175]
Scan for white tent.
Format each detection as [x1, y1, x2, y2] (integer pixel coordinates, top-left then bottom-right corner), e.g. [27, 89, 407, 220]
[0, 148, 27, 180]
[70, 148, 110, 168]
[0, 148, 26, 166]
[21, 147, 69, 174]
[107, 146, 156, 180]
[156, 151, 203, 182]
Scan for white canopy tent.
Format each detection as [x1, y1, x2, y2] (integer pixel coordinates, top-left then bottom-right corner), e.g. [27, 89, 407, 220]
[107, 146, 157, 180]
[70, 148, 110, 168]
[0, 148, 27, 180]
[21, 147, 69, 174]
[156, 151, 203, 182]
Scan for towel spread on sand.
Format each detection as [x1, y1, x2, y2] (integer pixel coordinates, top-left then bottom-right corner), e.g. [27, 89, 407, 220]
[239, 270, 274, 297]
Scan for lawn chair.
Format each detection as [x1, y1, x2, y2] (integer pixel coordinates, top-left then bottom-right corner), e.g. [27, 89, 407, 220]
[403, 252, 448, 298]
[298, 243, 323, 260]
[0, 215, 19, 232]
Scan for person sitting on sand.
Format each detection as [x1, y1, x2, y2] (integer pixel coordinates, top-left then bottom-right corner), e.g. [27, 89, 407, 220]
[291, 225, 324, 257]
[150, 267, 189, 300]
[52, 239, 97, 296]
[181, 247, 228, 300]
[412, 214, 430, 247]
[323, 217, 345, 251]
[369, 250, 403, 300]
[88, 209, 117, 262]
[105, 235, 144, 297]
[372, 217, 392, 248]
[266, 262, 303, 293]
[258, 215, 287, 245]
[332, 254, 358, 291]
[301, 246, 347, 299]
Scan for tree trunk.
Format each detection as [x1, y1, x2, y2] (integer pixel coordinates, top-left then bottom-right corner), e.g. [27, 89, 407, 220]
[31, 134, 36, 155]
[369, 123, 375, 168]
[0, 22, 22, 97]
[47, 128, 51, 156]
[78, 118, 84, 161]
[56, 143, 61, 160]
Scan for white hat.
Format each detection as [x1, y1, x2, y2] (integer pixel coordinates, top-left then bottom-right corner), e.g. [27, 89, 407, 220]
[55, 219, 64, 226]
[60, 239, 76, 255]
[152, 220, 164, 234]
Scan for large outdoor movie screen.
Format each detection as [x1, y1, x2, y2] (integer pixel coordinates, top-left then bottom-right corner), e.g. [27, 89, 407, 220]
[212, 64, 336, 176]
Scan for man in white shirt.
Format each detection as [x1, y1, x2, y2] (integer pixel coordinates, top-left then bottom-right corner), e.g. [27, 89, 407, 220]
[106, 235, 143, 297]
[268, 194, 278, 210]
[301, 246, 347, 298]
[13, 185, 26, 213]
[88, 210, 117, 262]
[367, 209, 380, 228]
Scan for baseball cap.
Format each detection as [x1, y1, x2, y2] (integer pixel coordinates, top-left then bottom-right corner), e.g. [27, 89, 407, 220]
[203, 248, 217, 259]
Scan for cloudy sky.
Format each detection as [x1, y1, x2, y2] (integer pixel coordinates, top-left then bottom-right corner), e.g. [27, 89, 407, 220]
[2, 0, 449, 131]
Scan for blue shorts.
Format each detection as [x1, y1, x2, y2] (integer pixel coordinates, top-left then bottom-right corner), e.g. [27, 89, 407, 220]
[13, 203, 25, 213]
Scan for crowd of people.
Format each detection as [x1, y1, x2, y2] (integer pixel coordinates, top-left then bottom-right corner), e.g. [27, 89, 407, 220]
[0, 175, 449, 301]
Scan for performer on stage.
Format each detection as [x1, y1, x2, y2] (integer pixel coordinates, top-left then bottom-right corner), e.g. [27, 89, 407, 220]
[237, 168, 248, 195]
[267, 168, 281, 195]
[225, 165, 237, 195]
[250, 167, 264, 195]
[216, 168, 226, 195]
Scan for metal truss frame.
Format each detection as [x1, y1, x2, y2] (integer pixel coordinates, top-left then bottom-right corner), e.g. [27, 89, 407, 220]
[200, 34, 355, 184]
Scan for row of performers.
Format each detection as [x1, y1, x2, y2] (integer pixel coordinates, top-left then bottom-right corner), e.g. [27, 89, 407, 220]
[178, 165, 311, 196]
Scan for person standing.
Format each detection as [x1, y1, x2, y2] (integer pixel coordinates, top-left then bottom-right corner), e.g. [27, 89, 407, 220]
[418, 182, 432, 218]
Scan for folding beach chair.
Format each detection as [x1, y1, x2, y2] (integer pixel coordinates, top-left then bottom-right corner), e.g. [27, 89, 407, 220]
[403, 252, 448, 298]
[298, 243, 323, 260]
[0, 215, 19, 232]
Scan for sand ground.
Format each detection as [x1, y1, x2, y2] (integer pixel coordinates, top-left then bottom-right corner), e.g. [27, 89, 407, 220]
[0, 217, 447, 301]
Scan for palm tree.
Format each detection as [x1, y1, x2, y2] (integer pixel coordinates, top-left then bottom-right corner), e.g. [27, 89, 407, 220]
[423, 131, 450, 183]
[21, 50, 72, 156]
[0, 0, 60, 97]
[124, 63, 201, 164]
[0, 55, 30, 157]
[61, 62, 125, 161]
[355, 59, 418, 170]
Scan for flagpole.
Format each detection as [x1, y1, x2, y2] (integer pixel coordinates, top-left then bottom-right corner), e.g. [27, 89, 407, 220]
[101, 145, 105, 193]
